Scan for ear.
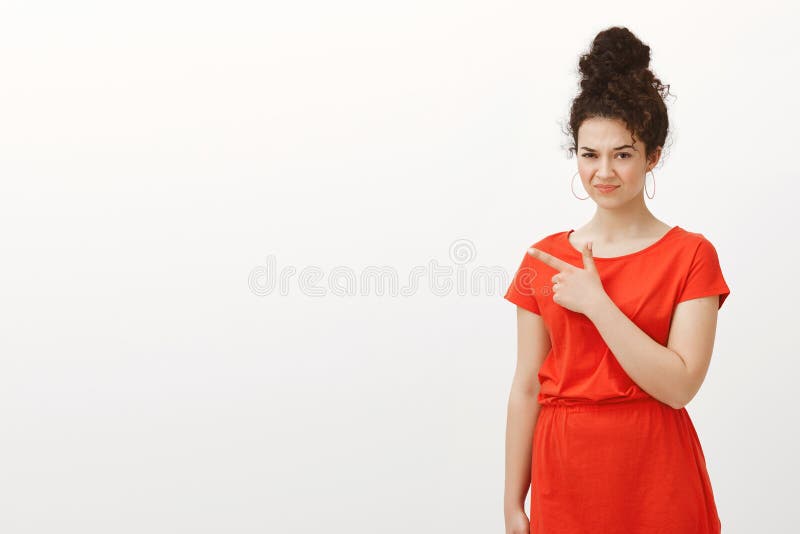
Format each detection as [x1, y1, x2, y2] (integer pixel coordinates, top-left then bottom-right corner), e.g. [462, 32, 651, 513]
[647, 146, 662, 170]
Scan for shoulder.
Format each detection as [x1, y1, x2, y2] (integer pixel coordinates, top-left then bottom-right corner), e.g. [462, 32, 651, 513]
[671, 227, 730, 308]
[672, 226, 721, 255]
[669, 227, 727, 275]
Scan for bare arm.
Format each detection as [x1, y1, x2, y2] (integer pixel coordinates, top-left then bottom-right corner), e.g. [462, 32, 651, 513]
[505, 306, 550, 530]
[586, 293, 721, 409]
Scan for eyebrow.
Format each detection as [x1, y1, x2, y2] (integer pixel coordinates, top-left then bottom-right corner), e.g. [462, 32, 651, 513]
[580, 145, 635, 151]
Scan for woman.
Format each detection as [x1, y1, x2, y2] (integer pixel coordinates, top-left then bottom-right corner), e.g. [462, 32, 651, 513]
[503, 27, 730, 534]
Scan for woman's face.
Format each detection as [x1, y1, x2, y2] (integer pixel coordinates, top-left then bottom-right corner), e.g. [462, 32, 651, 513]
[576, 117, 659, 205]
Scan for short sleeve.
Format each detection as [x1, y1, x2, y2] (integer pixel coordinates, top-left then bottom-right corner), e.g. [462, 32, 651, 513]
[504, 247, 541, 315]
[676, 238, 731, 310]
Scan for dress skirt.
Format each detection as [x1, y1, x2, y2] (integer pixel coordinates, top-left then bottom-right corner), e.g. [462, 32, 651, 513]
[530, 397, 722, 533]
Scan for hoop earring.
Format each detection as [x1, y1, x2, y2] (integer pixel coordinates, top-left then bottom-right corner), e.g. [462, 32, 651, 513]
[645, 170, 656, 199]
[570, 171, 589, 200]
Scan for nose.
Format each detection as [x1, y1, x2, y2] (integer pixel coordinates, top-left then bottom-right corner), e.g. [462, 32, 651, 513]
[596, 155, 615, 178]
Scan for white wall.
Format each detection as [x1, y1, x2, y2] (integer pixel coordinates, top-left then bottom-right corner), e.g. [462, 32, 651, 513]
[0, 1, 796, 532]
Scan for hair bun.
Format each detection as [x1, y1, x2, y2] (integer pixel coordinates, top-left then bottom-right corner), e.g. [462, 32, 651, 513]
[578, 26, 651, 86]
[564, 26, 672, 163]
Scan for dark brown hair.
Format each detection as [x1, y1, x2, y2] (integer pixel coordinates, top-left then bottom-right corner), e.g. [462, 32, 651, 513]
[563, 26, 674, 164]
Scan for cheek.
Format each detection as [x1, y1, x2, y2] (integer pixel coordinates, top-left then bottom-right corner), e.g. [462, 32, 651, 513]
[614, 165, 642, 183]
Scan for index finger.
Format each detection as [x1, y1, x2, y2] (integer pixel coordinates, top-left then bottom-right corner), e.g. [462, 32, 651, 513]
[527, 247, 573, 272]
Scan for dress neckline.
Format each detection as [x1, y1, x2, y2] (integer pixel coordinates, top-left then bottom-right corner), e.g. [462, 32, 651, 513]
[562, 225, 682, 261]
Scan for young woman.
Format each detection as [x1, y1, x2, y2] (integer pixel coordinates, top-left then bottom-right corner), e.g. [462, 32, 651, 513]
[503, 27, 730, 534]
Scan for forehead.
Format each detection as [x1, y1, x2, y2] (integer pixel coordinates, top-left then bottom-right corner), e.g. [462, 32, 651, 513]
[577, 117, 638, 146]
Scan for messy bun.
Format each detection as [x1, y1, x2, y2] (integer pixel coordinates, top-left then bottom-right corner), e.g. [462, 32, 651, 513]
[564, 26, 673, 162]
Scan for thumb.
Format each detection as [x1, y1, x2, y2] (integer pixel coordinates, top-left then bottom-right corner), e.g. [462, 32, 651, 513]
[582, 240, 597, 272]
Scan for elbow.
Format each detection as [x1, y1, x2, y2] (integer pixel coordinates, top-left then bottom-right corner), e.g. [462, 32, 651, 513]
[669, 400, 686, 410]
[667, 384, 690, 410]
[669, 389, 693, 410]
[668, 351, 699, 410]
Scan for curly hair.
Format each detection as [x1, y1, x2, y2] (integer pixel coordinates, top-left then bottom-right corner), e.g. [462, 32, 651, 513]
[563, 26, 674, 163]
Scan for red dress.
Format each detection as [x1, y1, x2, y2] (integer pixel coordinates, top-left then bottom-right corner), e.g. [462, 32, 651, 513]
[504, 226, 730, 534]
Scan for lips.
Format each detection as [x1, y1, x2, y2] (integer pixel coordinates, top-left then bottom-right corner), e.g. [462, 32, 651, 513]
[594, 185, 619, 191]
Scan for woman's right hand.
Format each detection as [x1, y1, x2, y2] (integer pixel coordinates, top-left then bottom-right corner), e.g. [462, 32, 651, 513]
[504, 508, 530, 534]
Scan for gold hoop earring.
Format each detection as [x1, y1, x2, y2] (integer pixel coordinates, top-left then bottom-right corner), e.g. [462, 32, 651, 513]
[645, 170, 656, 199]
[571, 171, 589, 200]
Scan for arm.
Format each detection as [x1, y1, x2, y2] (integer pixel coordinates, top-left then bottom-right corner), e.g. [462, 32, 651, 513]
[586, 293, 721, 409]
[504, 306, 550, 530]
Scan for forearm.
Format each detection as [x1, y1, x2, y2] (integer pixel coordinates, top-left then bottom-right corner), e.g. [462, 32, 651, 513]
[504, 386, 540, 515]
[586, 295, 689, 409]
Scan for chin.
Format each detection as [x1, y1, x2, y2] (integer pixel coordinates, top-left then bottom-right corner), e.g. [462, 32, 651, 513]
[592, 194, 626, 205]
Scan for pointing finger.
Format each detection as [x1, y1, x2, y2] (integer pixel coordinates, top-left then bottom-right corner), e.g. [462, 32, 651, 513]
[527, 247, 573, 272]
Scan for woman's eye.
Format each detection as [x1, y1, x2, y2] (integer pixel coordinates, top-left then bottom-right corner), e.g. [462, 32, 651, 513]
[580, 153, 631, 158]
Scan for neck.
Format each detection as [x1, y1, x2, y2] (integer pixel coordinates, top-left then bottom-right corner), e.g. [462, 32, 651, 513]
[586, 197, 662, 239]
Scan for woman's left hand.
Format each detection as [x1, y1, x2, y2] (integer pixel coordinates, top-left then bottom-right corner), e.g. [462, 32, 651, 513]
[526, 240, 610, 316]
